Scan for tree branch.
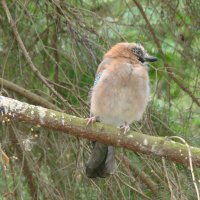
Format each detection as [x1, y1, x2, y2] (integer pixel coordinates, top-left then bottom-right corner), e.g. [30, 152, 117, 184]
[1, 0, 80, 116]
[117, 154, 158, 195]
[0, 95, 200, 167]
[0, 78, 61, 111]
[133, 0, 200, 107]
[8, 126, 38, 199]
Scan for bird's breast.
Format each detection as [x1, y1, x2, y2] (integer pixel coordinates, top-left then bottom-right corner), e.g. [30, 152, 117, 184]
[90, 64, 150, 126]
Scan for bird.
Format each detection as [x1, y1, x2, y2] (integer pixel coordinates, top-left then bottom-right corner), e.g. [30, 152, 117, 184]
[86, 42, 157, 178]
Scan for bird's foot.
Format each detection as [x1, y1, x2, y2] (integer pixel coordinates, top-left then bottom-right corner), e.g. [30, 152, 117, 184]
[86, 116, 98, 125]
[120, 123, 130, 134]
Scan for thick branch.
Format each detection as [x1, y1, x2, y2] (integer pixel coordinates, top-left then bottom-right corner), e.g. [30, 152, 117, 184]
[0, 96, 200, 167]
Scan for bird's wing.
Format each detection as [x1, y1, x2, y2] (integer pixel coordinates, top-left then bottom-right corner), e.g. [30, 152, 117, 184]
[93, 72, 102, 87]
[93, 57, 113, 86]
[96, 57, 112, 74]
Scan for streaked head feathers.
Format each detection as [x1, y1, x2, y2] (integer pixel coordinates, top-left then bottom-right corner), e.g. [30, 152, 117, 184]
[104, 42, 157, 63]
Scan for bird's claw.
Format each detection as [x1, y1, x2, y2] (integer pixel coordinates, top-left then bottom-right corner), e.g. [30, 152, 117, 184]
[120, 123, 130, 134]
[86, 116, 97, 126]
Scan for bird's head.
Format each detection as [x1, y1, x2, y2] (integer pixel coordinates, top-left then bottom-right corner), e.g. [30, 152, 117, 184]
[104, 42, 157, 63]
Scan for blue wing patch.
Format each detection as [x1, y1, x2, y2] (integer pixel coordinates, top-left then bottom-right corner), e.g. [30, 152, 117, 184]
[93, 73, 101, 86]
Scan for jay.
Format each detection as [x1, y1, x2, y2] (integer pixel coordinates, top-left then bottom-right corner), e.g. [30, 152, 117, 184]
[86, 42, 157, 178]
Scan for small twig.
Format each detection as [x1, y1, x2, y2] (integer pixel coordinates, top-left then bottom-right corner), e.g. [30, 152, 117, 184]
[116, 174, 152, 200]
[162, 157, 176, 200]
[0, 78, 61, 112]
[117, 154, 158, 195]
[133, 0, 200, 107]
[1, 0, 81, 116]
[8, 126, 38, 199]
[172, 163, 183, 199]
[168, 136, 200, 200]
[0, 145, 9, 166]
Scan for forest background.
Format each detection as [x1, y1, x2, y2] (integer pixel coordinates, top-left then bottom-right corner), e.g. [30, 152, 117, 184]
[0, 0, 199, 199]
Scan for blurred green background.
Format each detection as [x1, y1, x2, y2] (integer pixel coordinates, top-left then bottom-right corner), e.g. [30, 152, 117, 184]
[0, 0, 199, 199]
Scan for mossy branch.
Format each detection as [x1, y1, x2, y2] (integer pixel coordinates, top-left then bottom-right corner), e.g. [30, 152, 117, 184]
[0, 95, 200, 167]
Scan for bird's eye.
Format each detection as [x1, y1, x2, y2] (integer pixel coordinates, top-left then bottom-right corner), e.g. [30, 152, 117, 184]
[132, 47, 144, 58]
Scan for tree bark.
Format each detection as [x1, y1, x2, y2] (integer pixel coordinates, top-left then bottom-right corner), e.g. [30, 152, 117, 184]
[0, 95, 200, 167]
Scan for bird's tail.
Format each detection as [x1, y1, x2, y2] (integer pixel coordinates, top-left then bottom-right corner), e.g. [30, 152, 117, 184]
[86, 142, 116, 178]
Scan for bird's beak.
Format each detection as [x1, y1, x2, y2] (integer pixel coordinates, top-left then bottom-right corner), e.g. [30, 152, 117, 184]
[144, 54, 158, 62]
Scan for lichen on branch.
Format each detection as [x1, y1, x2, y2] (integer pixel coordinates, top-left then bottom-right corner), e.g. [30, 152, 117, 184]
[0, 95, 200, 167]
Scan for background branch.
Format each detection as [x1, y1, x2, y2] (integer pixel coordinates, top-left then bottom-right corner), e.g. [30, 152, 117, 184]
[0, 78, 61, 111]
[1, 0, 80, 116]
[133, 0, 200, 107]
[1, 0, 199, 198]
